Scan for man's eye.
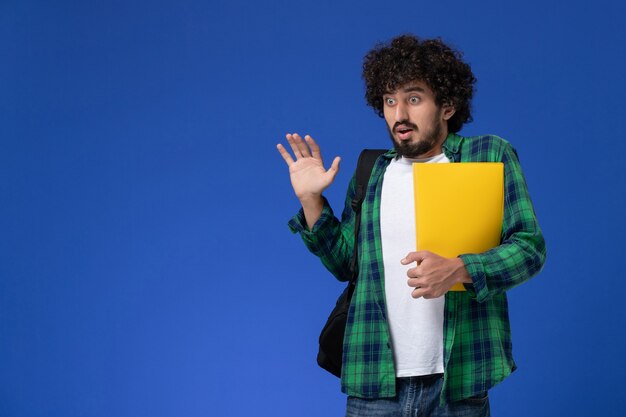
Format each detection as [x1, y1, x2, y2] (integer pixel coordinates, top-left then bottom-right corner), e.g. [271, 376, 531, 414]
[385, 98, 396, 105]
[409, 96, 420, 104]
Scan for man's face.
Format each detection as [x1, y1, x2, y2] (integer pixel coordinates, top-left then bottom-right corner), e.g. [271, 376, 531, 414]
[383, 80, 454, 158]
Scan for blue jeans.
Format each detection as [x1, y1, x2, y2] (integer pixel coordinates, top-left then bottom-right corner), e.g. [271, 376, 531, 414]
[345, 374, 490, 417]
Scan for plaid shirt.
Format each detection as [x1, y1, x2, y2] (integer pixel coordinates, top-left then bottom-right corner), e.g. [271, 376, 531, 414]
[288, 133, 546, 404]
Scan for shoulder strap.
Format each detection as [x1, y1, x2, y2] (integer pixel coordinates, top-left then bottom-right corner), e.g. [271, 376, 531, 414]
[351, 149, 387, 211]
[348, 149, 387, 288]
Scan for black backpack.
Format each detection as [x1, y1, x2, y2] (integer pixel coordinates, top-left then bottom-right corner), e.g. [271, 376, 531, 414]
[317, 149, 386, 377]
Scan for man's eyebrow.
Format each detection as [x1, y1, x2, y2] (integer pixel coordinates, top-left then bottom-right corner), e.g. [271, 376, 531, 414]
[383, 86, 426, 96]
[402, 86, 426, 93]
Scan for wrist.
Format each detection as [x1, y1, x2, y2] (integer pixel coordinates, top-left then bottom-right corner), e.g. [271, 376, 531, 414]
[298, 193, 323, 207]
[453, 257, 472, 284]
[299, 195, 325, 231]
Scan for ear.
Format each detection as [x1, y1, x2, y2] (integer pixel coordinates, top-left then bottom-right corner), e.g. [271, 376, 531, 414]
[441, 103, 456, 121]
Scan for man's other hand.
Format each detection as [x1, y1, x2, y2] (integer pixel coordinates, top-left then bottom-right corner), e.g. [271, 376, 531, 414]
[401, 251, 472, 299]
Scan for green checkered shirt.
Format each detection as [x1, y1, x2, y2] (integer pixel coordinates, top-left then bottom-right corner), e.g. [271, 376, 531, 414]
[288, 133, 546, 404]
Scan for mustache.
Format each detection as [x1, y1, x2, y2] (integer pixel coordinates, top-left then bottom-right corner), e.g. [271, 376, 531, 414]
[393, 121, 418, 132]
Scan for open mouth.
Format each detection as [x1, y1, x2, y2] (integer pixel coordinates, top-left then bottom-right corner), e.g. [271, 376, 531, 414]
[396, 127, 414, 140]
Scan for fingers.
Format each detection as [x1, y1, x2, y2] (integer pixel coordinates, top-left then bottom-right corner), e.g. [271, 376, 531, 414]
[278, 133, 339, 177]
[407, 276, 422, 288]
[306, 135, 322, 160]
[411, 287, 429, 299]
[404, 253, 429, 299]
[282, 133, 315, 160]
[411, 287, 440, 300]
[401, 250, 431, 265]
[406, 265, 420, 279]
[276, 143, 294, 166]
[286, 133, 304, 158]
[408, 274, 427, 299]
[408, 274, 438, 299]
[293, 133, 313, 157]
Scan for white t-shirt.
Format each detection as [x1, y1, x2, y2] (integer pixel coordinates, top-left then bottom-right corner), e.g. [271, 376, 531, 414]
[380, 153, 450, 377]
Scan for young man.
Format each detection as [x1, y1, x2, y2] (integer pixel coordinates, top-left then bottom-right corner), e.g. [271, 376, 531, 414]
[277, 35, 546, 417]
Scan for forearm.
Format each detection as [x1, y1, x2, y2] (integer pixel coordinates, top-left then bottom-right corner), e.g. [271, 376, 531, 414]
[288, 179, 358, 281]
[299, 194, 325, 231]
[460, 144, 547, 301]
[460, 231, 546, 301]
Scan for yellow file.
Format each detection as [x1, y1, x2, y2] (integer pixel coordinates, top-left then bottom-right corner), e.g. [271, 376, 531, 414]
[412, 163, 504, 291]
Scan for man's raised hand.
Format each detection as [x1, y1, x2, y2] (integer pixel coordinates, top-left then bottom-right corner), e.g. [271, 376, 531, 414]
[276, 133, 341, 202]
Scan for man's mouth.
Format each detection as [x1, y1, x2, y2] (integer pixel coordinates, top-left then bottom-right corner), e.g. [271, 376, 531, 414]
[395, 126, 415, 141]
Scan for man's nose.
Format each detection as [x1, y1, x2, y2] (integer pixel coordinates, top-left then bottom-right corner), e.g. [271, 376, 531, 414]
[395, 102, 409, 122]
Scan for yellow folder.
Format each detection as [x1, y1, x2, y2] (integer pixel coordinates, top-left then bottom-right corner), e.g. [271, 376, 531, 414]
[413, 163, 504, 291]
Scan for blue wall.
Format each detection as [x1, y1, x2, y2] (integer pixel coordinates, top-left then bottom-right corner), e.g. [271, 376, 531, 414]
[1, 1, 625, 416]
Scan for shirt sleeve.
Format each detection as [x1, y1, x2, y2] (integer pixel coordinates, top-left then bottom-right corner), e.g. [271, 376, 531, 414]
[287, 176, 358, 282]
[459, 143, 547, 302]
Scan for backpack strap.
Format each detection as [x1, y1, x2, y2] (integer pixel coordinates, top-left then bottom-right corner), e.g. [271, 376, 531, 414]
[348, 149, 387, 290]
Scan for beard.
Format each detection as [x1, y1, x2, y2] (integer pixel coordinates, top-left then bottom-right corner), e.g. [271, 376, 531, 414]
[387, 111, 444, 158]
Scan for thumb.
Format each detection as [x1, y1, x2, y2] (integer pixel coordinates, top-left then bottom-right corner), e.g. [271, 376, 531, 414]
[326, 156, 341, 180]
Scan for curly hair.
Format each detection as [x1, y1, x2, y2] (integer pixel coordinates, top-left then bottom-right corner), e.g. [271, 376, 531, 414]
[362, 35, 476, 133]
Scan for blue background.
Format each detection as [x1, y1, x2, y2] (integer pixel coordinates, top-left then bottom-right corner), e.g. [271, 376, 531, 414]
[2, 0, 625, 416]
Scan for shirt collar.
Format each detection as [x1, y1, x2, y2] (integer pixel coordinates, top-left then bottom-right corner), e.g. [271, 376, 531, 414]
[442, 132, 463, 155]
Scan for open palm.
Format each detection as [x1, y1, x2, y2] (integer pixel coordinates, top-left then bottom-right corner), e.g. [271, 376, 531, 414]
[277, 133, 341, 200]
